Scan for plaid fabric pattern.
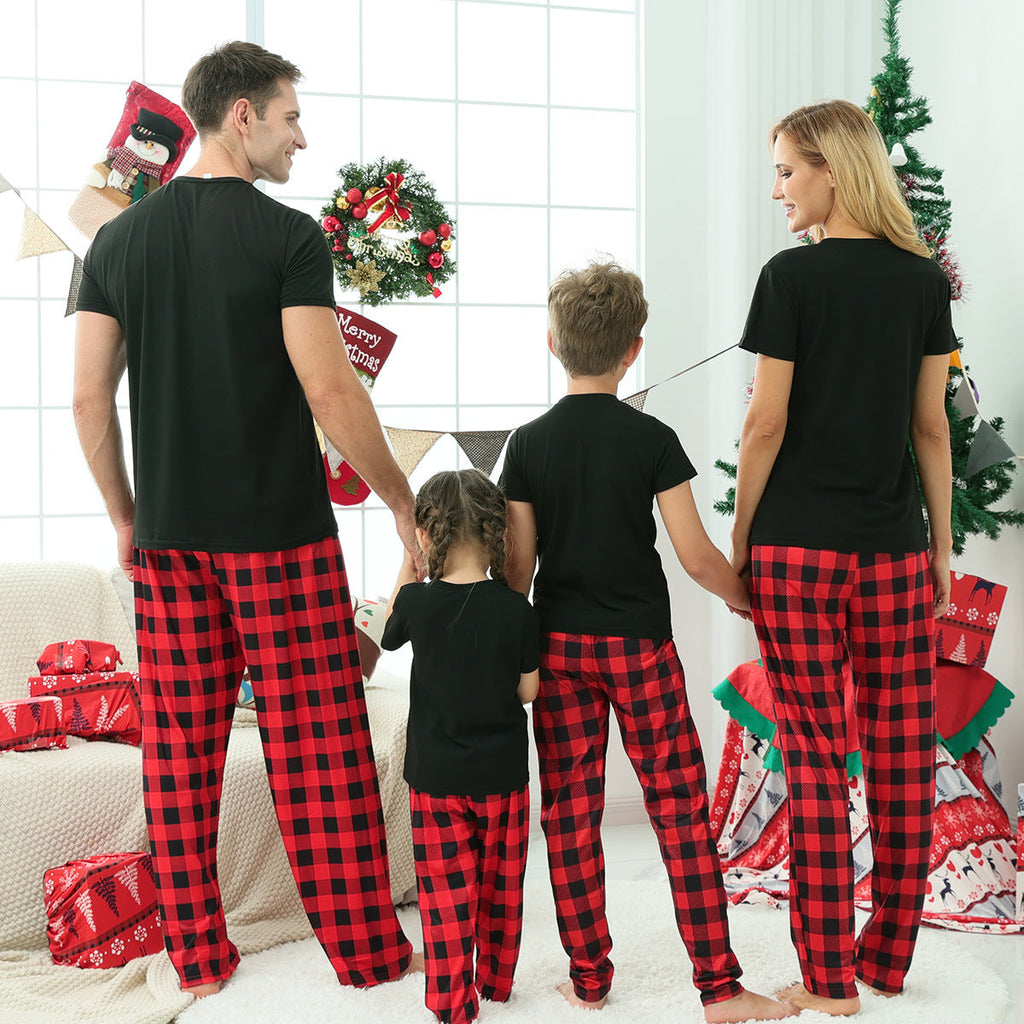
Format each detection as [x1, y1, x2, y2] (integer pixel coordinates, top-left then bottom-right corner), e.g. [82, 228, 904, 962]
[134, 539, 412, 989]
[750, 546, 936, 999]
[411, 786, 529, 1024]
[535, 634, 743, 1006]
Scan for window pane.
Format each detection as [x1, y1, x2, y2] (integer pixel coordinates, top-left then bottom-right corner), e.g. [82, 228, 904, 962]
[0, 518, 42, 561]
[4, 81, 40, 188]
[458, 104, 548, 204]
[271, 93, 361, 200]
[457, 306, 549, 406]
[0, 300, 40, 407]
[367, 306, 458, 408]
[550, 108, 635, 206]
[42, 409, 105, 516]
[0, 411, 40, 515]
[363, 0, 455, 100]
[550, 9, 635, 110]
[458, 3, 547, 105]
[40, 301, 76, 407]
[37, 0, 143, 82]
[145, 1, 247, 86]
[0, 3, 36, 78]
[454, 205, 548, 305]
[42, 515, 115, 567]
[549, 207, 637, 279]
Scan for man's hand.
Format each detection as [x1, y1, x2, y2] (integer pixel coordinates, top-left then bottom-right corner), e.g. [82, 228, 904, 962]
[394, 509, 425, 580]
[116, 519, 135, 581]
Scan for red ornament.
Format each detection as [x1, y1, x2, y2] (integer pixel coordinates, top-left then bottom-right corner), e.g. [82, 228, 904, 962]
[427, 251, 444, 269]
[352, 203, 368, 220]
[346, 188, 363, 204]
[332, 242, 345, 252]
[322, 215, 342, 233]
[418, 229, 437, 247]
[437, 222, 452, 239]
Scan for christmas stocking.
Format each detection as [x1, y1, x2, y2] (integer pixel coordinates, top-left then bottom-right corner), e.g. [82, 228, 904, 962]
[69, 82, 196, 241]
[320, 307, 398, 505]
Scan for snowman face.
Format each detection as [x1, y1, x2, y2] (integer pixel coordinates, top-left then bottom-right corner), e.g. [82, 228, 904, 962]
[126, 134, 170, 166]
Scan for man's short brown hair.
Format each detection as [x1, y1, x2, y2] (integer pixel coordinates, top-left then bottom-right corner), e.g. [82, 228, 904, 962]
[548, 261, 648, 378]
[181, 41, 302, 135]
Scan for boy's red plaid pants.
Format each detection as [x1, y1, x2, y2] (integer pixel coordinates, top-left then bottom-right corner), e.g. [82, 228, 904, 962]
[750, 546, 936, 1000]
[134, 539, 412, 989]
[534, 632, 743, 1006]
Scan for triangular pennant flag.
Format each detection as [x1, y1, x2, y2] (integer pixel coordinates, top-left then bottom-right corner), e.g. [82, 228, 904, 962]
[64, 255, 84, 318]
[452, 430, 513, 476]
[17, 206, 68, 259]
[951, 375, 979, 419]
[385, 427, 444, 477]
[0, 172, 17, 195]
[622, 389, 649, 412]
[965, 419, 1017, 478]
[323, 432, 344, 474]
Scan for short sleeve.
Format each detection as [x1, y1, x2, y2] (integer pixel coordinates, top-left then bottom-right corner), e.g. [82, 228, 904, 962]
[738, 262, 799, 361]
[653, 424, 697, 494]
[923, 275, 958, 356]
[498, 429, 530, 502]
[280, 215, 336, 310]
[520, 600, 540, 674]
[380, 584, 415, 651]
[75, 249, 116, 319]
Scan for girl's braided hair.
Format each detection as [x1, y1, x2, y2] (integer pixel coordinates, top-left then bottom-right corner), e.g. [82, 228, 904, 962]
[414, 469, 508, 585]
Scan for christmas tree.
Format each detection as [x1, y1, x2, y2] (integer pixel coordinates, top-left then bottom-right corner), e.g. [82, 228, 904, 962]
[715, 0, 1023, 557]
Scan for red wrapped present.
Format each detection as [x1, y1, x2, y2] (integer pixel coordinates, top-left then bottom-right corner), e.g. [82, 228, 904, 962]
[935, 571, 1007, 668]
[44, 853, 163, 968]
[0, 696, 66, 752]
[1017, 783, 1023, 922]
[36, 639, 122, 676]
[29, 671, 141, 746]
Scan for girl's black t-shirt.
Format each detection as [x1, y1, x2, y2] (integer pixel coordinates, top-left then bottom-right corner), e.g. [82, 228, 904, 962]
[381, 579, 539, 799]
[76, 177, 338, 553]
[739, 237, 958, 553]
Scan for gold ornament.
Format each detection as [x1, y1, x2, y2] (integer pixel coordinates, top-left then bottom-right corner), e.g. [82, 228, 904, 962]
[336, 197, 350, 210]
[345, 259, 387, 297]
[871, 86, 880, 98]
[440, 239, 452, 252]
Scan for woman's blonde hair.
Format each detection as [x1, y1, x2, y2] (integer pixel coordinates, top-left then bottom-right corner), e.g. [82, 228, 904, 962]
[771, 99, 930, 257]
[414, 469, 508, 584]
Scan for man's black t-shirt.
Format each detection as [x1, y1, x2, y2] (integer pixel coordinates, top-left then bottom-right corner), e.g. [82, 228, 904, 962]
[76, 177, 338, 553]
[381, 579, 540, 799]
[739, 238, 958, 554]
[498, 394, 696, 639]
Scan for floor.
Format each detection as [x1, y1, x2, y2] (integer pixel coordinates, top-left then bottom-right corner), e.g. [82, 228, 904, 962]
[575, 821, 1022, 1024]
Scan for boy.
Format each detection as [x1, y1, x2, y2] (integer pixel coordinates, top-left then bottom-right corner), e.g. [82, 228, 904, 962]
[499, 261, 795, 1023]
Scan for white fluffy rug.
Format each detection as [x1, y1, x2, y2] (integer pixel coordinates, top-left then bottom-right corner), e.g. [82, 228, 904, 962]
[175, 874, 1008, 1024]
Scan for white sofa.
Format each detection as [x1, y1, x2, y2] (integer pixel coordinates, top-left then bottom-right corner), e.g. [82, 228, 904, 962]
[0, 561, 414, 956]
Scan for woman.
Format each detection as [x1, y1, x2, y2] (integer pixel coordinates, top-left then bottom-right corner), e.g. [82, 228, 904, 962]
[730, 100, 954, 1016]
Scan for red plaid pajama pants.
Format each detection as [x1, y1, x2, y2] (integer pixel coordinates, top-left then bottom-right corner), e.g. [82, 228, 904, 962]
[410, 786, 529, 1024]
[534, 633, 743, 1005]
[134, 539, 412, 989]
[750, 546, 936, 999]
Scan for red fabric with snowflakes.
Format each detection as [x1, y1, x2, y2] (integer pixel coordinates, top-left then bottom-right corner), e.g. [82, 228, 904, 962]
[0, 696, 66, 752]
[45, 853, 163, 968]
[36, 639, 122, 676]
[29, 671, 141, 746]
[934, 571, 1007, 668]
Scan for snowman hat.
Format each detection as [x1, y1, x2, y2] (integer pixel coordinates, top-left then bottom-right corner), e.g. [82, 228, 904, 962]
[129, 108, 184, 162]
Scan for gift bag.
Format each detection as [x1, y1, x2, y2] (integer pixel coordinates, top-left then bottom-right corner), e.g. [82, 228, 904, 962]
[45, 853, 163, 968]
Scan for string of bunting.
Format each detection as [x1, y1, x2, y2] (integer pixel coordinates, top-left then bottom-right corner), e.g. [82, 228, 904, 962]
[2, 169, 1021, 480]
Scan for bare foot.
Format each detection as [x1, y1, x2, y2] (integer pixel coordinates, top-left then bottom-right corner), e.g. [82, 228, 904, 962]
[864, 984, 899, 998]
[183, 981, 223, 999]
[776, 983, 860, 1016]
[557, 981, 607, 1010]
[400, 951, 425, 978]
[705, 988, 800, 1022]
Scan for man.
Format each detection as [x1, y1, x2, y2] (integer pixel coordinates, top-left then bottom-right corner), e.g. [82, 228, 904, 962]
[73, 41, 420, 996]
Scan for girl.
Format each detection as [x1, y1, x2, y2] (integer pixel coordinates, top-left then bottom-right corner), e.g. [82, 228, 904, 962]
[382, 468, 540, 1024]
[731, 99, 954, 1016]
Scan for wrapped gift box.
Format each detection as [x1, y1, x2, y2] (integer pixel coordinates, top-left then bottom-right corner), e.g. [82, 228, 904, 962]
[29, 671, 141, 746]
[1017, 783, 1023, 922]
[36, 639, 122, 676]
[935, 572, 1007, 668]
[44, 853, 163, 968]
[0, 696, 66, 752]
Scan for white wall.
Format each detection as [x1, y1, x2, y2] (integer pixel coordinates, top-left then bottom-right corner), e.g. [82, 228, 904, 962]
[637, 0, 1023, 820]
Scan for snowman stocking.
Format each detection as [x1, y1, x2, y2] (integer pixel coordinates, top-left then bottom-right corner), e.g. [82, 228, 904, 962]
[69, 82, 196, 241]
[320, 307, 398, 505]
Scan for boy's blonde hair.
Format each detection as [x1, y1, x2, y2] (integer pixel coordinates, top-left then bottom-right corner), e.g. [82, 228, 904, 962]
[771, 100, 930, 257]
[548, 261, 648, 378]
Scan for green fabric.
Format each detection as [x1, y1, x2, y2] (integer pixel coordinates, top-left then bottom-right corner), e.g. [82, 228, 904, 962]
[937, 678, 1014, 761]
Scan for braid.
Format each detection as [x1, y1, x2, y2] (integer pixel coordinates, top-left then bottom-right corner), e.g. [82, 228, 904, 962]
[478, 494, 508, 586]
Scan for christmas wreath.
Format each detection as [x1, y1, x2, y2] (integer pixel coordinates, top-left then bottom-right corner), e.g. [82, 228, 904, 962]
[320, 157, 455, 306]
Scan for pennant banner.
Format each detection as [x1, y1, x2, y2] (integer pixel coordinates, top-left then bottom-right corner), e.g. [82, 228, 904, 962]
[952, 374, 980, 419]
[0, 173, 17, 196]
[385, 427, 444, 478]
[64, 255, 84, 318]
[622, 389, 649, 412]
[452, 430, 513, 476]
[966, 419, 1018, 478]
[17, 207, 68, 260]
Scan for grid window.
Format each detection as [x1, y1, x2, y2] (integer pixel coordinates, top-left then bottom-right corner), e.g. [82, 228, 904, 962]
[0, 0, 639, 598]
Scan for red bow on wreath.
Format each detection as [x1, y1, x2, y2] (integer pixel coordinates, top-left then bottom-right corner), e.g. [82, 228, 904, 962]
[364, 172, 413, 234]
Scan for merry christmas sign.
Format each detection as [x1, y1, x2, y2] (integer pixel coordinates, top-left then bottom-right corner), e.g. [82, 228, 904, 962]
[935, 572, 1007, 669]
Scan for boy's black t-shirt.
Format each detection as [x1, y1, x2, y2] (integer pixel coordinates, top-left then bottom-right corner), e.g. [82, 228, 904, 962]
[76, 177, 339, 553]
[739, 238, 958, 553]
[381, 579, 540, 799]
[498, 394, 696, 639]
